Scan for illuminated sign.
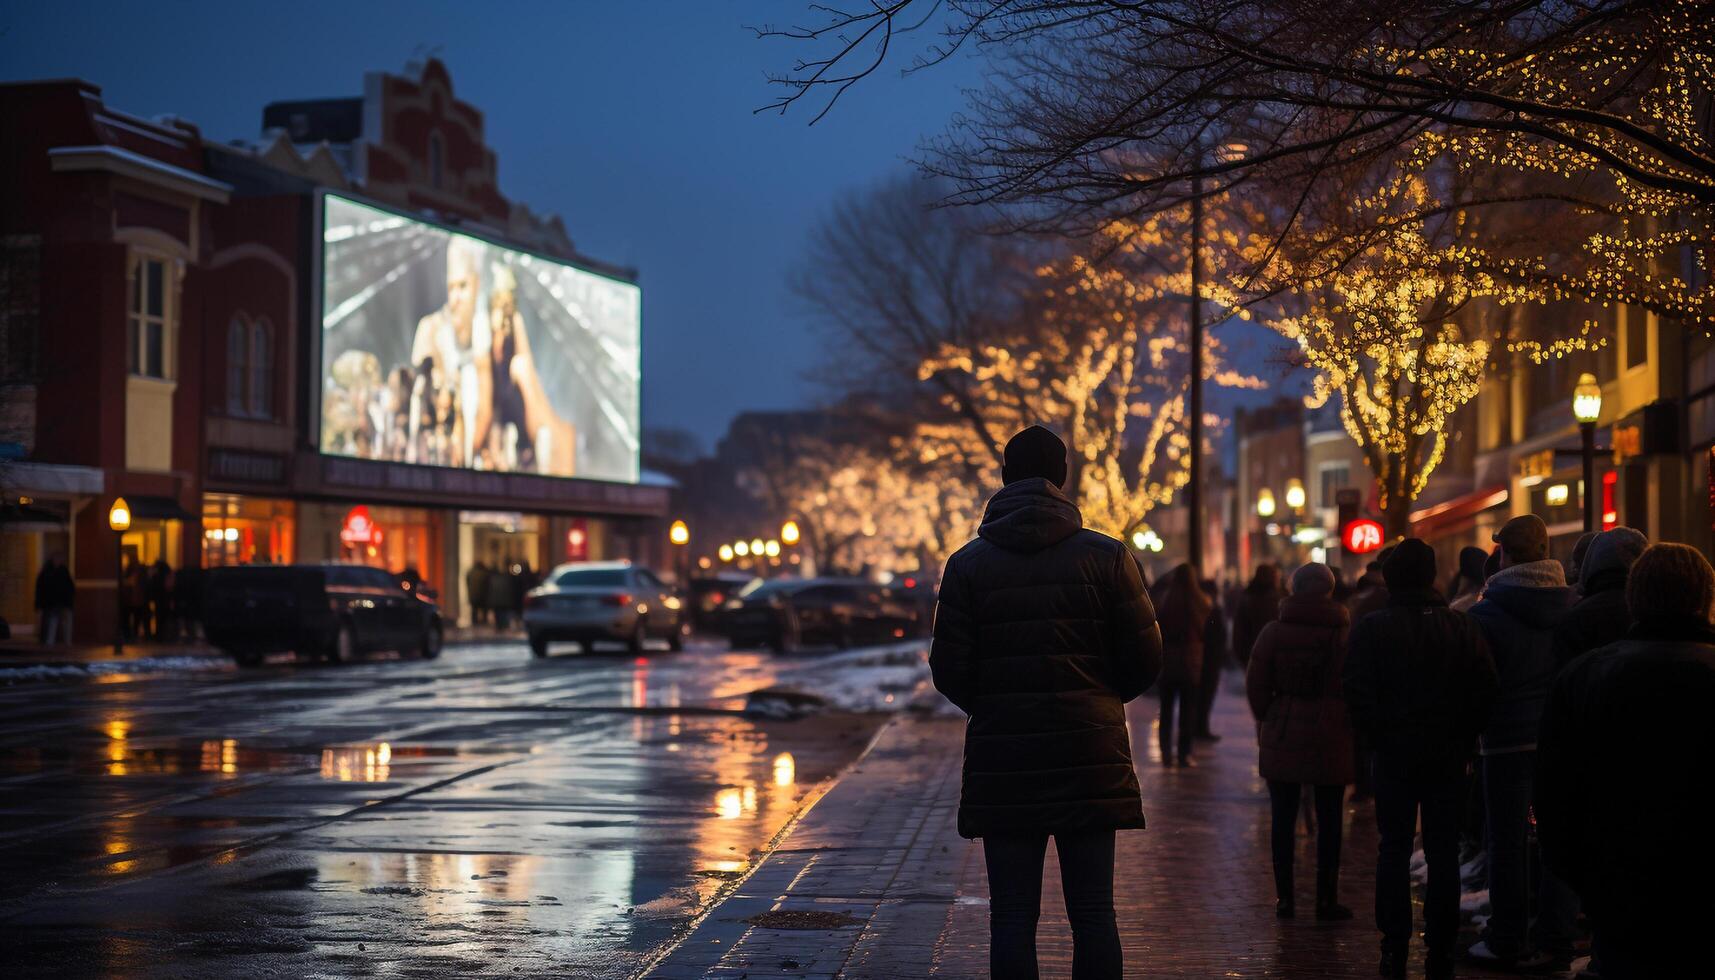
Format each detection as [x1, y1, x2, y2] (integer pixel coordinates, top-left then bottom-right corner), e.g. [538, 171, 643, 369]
[1342, 518, 1385, 554]
[339, 505, 382, 546]
[319, 194, 640, 484]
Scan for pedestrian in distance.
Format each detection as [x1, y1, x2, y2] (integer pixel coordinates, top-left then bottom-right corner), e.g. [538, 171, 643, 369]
[1552, 526, 1646, 668]
[1536, 543, 1715, 980]
[34, 554, 75, 645]
[1465, 515, 1578, 971]
[1447, 546, 1489, 613]
[487, 557, 515, 630]
[1230, 563, 1281, 669]
[1245, 562, 1354, 920]
[1194, 577, 1228, 742]
[930, 424, 1162, 980]
[467, 560, 491, 627]
[1343, 538, 1498, 980]
[1152, 564, 1209, 768]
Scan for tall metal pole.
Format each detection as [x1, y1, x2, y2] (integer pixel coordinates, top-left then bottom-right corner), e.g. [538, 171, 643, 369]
[114, 534, 125, 657]
[1581, 421, 1598, 533]
[1187, 170, 1204, 578]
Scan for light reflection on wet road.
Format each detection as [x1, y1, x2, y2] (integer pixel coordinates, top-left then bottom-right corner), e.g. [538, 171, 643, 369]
[0, 641, 888, 978]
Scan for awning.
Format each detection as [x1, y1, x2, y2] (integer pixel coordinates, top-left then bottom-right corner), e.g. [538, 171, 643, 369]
[1409, 484, 1510, 541]
[125, 495, 196, 522]
[3, 461, 104, 496]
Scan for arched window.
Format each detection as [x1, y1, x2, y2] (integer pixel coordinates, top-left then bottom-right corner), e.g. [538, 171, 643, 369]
[226, 314, 274, 419]
[227, 315, 251, 415]
[250, 318, 274, 419]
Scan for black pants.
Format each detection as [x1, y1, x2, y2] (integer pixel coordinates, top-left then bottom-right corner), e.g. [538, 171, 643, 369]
[984, 830, 1121, 980]
[1157, 678, 1198, 763]
[1267, 781, 1345, 903]
[1373, 755, 1466, 959]
[1196, 648, 1224, 735]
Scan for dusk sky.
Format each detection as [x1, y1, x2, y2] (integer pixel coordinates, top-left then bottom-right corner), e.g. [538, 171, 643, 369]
[3, 1, 1291, 456]
[1, 1, 996, 449]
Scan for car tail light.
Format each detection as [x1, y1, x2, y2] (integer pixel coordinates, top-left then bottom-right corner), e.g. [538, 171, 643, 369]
[602, 592, 634, 607]
[524, 594, 543, 610]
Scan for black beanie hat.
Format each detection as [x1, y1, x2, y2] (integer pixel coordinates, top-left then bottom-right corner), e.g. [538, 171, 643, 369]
[1383, 537, 1437, 591]
[1458, 545, 1489, 583]
[1002, 425, 1069, 488]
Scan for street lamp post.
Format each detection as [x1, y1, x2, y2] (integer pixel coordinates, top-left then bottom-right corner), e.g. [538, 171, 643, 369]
[108, 497, 131, 657]
[1573, 373, 1603, 533]
[1187, 167, 1203, 578]
[668, 519, 690, 585]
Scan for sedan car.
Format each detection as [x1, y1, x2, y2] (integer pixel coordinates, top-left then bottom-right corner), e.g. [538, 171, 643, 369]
[723, 578, 924, 653]
[204, 563, 444, 666]
[522, 561, 687, 657]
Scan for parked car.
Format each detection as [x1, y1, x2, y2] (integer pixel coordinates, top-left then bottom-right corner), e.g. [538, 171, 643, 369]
[522, 561, 687, 657]
[723, 578, 924, 652]
[685, 573, 754, 634]
[203, 563, 443, 666]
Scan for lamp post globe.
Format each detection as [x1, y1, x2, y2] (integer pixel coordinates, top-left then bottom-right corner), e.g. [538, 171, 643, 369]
[108, 497, 131, 657]
[780, 520, 800, 546]
[1572, 373, 1602, 533]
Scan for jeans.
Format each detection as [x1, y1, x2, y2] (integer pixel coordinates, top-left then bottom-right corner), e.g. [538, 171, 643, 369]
[984, 830, 1121, 980]
[1373, 754, 1467, 959]
[1268, 781, 1344, 902]
[1482, 750, 1578, 958]
[39, 606, 73, 645]
[1156, 678, 1198, 762]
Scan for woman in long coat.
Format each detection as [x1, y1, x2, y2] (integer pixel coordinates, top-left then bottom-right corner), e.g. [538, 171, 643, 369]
[1153, 564, 1210, 768]
[1246, 562, 1355, 919]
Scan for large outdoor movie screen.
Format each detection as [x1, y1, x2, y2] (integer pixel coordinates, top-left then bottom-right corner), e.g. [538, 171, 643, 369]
[319, 194, 641, 483]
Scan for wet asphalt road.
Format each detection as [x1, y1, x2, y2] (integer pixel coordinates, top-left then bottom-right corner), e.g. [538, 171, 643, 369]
[0, 640, 891, 979]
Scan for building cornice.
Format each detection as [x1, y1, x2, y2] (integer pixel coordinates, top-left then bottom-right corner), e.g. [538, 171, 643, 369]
[48, 145, 232, 204]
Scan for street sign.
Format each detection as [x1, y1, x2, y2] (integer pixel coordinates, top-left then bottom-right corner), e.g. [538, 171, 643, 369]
[1342, 518, 1385, 554]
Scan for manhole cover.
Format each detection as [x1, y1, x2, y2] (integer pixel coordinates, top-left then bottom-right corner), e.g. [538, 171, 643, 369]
[744, 909, 863, 930]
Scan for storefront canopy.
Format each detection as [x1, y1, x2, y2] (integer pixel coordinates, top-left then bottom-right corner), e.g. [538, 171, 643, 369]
[125, 495, 196, 522]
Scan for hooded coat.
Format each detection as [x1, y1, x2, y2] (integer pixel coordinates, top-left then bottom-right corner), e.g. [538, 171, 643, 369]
[1467, 559, 1575, 755]
[1552, 528, 1647, 669]
[1246, 594, 1354, 785]
[1230, 569, 1282, 667]
[931, 478, 1163, 838]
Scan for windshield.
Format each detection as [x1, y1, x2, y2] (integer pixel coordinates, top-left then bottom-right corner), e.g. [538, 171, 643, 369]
[735, 578, 790, 599]
[553, 568, 628, 588]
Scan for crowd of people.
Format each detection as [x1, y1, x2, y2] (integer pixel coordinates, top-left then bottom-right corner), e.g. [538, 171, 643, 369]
[930, 426, 1712, 980]
[463, 557, 540, 630]
[1224, 516, 1711, 980]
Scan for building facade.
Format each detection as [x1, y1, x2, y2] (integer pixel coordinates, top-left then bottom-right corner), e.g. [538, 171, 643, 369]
[0, 60, 666, 641]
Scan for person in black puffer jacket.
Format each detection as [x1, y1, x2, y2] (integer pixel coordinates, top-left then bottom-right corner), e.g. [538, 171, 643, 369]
[1552, 526, 1646, 668]
[931, 424, 1163, 980]
[1537, 543, 1715, 980]
[1466, 515, 1577, 970]
[1343, 538, 1497, 980]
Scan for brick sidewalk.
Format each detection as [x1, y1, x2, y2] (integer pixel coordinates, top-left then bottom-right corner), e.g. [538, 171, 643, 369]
[645, 673, 1534, 979]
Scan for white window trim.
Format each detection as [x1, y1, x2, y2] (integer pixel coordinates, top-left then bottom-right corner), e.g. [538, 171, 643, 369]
[126, 248, 181, 382]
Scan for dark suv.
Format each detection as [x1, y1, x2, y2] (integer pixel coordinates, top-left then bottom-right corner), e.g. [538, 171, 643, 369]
[203, 564, 444, 666]
[723, 578, 925, 652]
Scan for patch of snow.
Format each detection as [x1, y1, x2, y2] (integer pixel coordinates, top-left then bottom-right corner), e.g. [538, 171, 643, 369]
[743, 641, 929, 715]
[0, 655, 235, 685]
[1460, 888, 1490, 913]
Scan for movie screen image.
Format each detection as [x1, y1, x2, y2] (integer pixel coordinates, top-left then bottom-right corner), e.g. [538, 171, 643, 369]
[319, 194, 641, 483]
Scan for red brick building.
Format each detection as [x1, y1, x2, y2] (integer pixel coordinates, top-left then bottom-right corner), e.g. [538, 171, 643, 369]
[0, 60, 664, 642]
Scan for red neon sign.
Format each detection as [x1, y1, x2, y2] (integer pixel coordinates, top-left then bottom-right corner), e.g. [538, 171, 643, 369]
[1342, 518, 1385, 554]
[339, 505, 382, 546]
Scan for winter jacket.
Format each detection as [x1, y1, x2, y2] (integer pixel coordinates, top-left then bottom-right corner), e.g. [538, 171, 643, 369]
[1347, 576, 1390, 624]
[931, 478, 1163, 838]
[1342, 589, 1498, 770]
[1154, 579, 1209, 686]
[1230, 582, 1281, 667]
[1246, 594, 1354, 785]
[1536, 616, 1715, 936]
[1467, 560, 1574, 755]
[34, 564, 75, 610]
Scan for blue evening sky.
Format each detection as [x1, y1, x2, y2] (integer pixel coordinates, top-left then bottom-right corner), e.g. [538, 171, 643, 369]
[2, 1, 1290, 453]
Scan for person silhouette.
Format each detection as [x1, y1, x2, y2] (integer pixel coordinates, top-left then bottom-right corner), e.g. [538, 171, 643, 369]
[930, 424, 1162, 980]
